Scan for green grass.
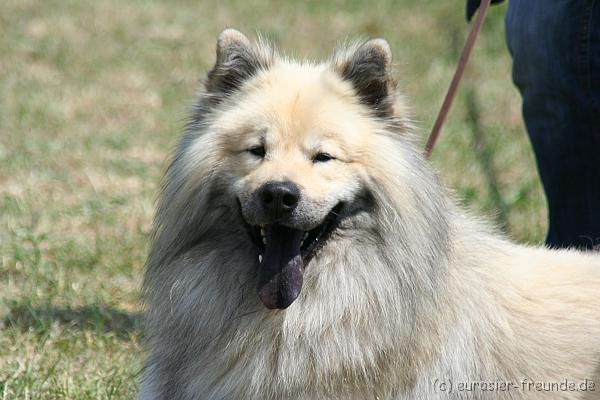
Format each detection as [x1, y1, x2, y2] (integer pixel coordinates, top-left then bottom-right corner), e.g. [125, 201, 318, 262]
[0, 0, 546, 398]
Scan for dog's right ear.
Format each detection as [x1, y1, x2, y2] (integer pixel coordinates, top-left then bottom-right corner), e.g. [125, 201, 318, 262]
[206, 29, 273, 97]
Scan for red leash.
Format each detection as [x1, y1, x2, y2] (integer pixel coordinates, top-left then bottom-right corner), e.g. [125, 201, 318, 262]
[424, 0, 492, 158]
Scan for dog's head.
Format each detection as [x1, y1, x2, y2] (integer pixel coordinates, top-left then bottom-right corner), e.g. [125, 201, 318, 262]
[168, 29, 416, 310]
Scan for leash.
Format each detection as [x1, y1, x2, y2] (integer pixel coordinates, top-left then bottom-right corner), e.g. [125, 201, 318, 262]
[424, 0, 492, 158]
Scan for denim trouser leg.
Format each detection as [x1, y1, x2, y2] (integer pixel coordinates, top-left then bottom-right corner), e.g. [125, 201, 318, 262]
[505, 0, 600, 249]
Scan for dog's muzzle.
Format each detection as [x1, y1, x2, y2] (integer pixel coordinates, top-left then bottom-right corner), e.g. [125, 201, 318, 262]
[244, 181, 344, 310]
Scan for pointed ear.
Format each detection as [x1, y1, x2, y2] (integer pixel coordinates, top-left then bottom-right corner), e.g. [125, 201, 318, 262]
[333, 39, 396, 117]
[206, 29, 273, 97]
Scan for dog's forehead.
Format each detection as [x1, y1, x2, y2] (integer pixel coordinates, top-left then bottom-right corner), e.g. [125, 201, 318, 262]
[239, 62, 374, 143]
[251, 63, 348, 112]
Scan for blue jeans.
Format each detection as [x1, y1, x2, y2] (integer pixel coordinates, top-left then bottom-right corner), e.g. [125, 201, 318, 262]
[505, 0, 600, 249]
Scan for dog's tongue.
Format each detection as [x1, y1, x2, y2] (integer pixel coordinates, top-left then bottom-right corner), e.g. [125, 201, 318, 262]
[256, 224, 305, 309]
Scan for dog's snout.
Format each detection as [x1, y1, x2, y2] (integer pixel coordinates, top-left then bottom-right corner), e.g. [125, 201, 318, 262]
[259, 181, 300, 217]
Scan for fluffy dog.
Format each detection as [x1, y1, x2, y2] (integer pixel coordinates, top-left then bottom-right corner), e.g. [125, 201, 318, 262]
[140, 29, 600, 399]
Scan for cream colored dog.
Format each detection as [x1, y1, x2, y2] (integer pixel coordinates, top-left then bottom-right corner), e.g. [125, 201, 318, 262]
[140, 29, 600, 399]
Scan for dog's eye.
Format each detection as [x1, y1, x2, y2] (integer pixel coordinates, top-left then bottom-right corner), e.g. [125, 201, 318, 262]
[313, 152, 335, 163]
[247, 145, 266, 158]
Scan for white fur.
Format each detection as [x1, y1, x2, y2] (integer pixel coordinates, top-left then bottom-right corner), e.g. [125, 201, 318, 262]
[141, 32, 600, 400]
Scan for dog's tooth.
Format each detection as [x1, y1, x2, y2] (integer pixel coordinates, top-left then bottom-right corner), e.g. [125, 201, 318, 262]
[262, 237, 267, 245]
[303, 232, 308, 239]
[258, 254, 263, 263]
[260, 228, 265, 237]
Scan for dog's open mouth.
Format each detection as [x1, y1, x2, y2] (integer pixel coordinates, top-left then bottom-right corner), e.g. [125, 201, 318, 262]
[246, 202, 344, 310]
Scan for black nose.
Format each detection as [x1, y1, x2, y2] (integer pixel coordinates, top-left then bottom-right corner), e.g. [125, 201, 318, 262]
[259, 181, 300, 218]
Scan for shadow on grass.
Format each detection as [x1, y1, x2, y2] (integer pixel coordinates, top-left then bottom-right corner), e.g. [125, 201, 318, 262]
[2, 302, 141, 338]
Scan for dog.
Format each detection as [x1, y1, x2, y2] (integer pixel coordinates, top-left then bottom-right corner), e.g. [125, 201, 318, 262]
[140, 29, 600, 399]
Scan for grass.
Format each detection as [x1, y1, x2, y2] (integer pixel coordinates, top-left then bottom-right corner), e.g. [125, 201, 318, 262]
[0, 0, 546, 398]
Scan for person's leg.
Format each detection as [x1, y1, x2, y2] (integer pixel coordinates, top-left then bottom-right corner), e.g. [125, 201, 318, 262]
[505, 0, 600, 249]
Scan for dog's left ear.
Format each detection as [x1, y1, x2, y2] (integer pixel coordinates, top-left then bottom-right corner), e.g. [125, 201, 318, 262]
[333, 39, 396, 118]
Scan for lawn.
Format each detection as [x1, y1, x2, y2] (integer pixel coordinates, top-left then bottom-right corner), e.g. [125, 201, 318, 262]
[0, 0, 545, 398]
